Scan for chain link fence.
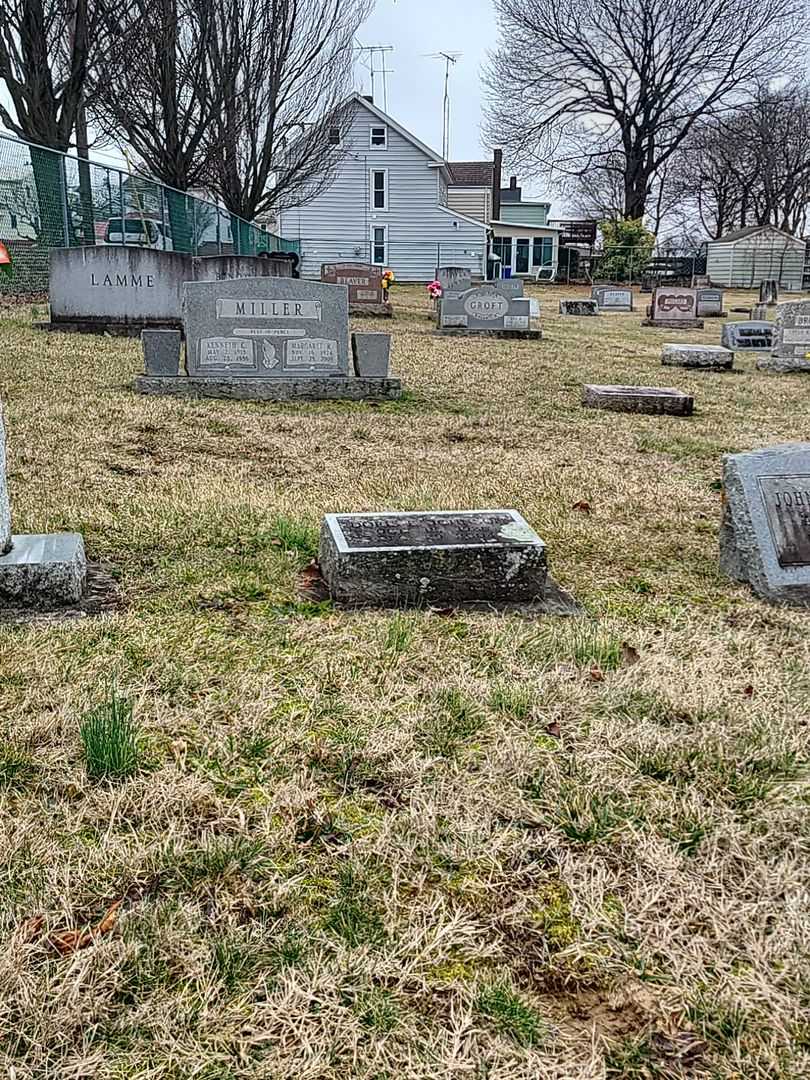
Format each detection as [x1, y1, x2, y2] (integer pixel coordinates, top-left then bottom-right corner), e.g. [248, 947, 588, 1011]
[0, 132, 299, 295]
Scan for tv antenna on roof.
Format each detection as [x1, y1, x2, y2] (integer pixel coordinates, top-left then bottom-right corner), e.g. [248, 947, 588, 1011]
[427, 51, 461, 160]
[356, 41, 394, 112]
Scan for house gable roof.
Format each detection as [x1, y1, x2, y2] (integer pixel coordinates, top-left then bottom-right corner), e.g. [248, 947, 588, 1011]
[350, 93, 444, 164]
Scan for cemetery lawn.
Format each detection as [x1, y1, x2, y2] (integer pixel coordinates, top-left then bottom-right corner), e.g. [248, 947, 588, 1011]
[2, 284, 810, 1080]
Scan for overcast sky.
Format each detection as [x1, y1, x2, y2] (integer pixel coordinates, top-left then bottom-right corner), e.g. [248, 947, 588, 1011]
[356, 0, 498, 162]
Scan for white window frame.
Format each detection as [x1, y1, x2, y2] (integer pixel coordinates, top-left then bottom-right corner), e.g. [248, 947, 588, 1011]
[328, 125, 342, 147]
[370, 168, 388, 212]
[369, 125, 387, 149]
[371, 225, 387, 266]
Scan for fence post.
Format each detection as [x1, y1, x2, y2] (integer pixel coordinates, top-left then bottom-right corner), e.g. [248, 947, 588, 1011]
[58, 155, 70, 246]
[192, 199, 197, 255]
[437, 242, 441, 272]
[119, 173, 126, 245]
[160, 188, 167, 251]
[216, 208, 221, 254]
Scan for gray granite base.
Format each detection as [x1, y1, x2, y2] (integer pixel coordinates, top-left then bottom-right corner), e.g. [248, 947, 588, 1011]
[641, 319, 705, 330]
[0, 533, 86, 607]
[434, 329, 542, 339]
[661, 344, 734, 370]
[36, 319, 181, 337]
[582, 384, 694, 416]
[134, 375, 402, 401]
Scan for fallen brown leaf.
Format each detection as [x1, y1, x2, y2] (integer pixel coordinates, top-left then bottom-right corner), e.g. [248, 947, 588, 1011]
[545, 720, 561, 738]
[743, 684, 754, 697]
[572, 500, 591, 514]
[47, 898, 123, 955]
[589, 666, 605, 682]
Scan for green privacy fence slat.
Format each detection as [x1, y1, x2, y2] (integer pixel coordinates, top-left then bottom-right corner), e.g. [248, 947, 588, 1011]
[0, 132, 299, 295]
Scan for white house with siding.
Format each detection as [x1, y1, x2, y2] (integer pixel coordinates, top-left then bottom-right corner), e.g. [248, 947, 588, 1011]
[705, 224, 806, 290]
[278, 95, 488, 281]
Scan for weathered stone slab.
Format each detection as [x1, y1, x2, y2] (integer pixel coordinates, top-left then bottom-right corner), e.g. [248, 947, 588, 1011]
[643, 287, 704, 328]
[438, 284, 536, 335]
[321, 262, 392, 316]
[591, 286, 633, 312]
[756, 356, 810, 374]
[0, 533, 86, 607]
[0, 404, 10, 554]
[134, 376, 401, 401]
[721, 321, 774, 351]
[352, 333, 390, 377]
[319, 509, 547, 605]
[720, 442, 810, 606]
[771, 299, 810, 362]
[560, 299, 599, 316]
[759, 280, 778, 305]
[183, 277, 350, 377]
[661, 343, 733, 370]
[46, 247, 293, 333]
[582, 384, 693, 416]
[142, 330, 181, 376]
[696, 288, 725, 317]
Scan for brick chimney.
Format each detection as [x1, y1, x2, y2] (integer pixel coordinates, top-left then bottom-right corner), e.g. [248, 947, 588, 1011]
[492, 149, 502, 221]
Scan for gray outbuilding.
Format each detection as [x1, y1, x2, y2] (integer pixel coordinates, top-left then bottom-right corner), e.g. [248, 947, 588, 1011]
[705, 225, 806, 290]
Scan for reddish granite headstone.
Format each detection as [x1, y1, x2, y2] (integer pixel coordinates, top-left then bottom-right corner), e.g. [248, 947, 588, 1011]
[321, 262, 391, 316]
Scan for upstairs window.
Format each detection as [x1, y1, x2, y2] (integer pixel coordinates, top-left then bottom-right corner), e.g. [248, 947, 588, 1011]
[328, 126, 341, 147]
[370, 125, 387, 149]
[371, 169, 388, 211]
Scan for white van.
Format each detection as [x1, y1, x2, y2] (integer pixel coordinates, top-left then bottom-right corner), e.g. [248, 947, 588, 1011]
[103, 217, 173, 250]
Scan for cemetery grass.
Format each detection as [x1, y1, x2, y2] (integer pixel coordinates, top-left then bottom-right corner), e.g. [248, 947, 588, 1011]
[1, 285, 809, 1079]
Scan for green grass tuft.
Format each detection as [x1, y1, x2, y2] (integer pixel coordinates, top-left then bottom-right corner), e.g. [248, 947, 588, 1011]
[79, 685, 143, 780]
[0, 742, 36, 788]
[268, 514, 319, 559]
[476, 981, 545, 1047]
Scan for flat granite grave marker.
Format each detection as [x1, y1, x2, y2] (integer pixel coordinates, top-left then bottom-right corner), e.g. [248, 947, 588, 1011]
[582, 384, 694, 416]
[661, 343, 733, 370]
[135, 277, 401, 400]
[438, 285, 539, 338]
[591, 286, 633, 312]
[696, 288, 725, 317]
[643, 287, 704, 329]
[560, 299, 599, 316]
[0, 401, 86, 607]
[720, 442, 810, 606]
[321, 262, 392, 316]
[142, 330, 181, 376]
[721, 321, 774, 351]
[319, 509, 557, 606]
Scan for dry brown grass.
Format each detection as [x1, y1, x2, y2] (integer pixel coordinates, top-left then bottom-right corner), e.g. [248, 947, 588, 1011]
[1, 284, 809, 1078]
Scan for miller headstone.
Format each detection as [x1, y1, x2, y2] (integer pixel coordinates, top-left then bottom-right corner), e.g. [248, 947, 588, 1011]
[319, 509, 548, 605]
[720, 321, 774, 351]
[321, 262, 392, 316]
[582, 384, 693, 416]
[643, 287, 704, 329]
[0, 400, 86, 607]
[438, 284, 539, 338]
[591, 286, 633, 312]
[720, 442, 810, 606]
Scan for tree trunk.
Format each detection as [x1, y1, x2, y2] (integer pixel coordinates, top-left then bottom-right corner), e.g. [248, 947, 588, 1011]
[30, 145, 67, 248]
[75, 102, 95, 245]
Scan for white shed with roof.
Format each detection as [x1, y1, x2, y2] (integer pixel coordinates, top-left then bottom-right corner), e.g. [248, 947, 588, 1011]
[706, 225, 806, 290]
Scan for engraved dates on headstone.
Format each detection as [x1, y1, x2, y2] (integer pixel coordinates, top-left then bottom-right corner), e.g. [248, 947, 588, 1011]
[757, 475, 810, 566]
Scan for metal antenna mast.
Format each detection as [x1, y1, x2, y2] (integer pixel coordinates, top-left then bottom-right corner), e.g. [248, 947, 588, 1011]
[427, 51, 460, 160]
[356, 41, 395, 111]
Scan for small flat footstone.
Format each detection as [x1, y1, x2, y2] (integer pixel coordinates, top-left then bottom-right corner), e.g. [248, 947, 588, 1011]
[720, 442, 810, 606]
[582, 384, 693, 416]
[134, 376, 402, 401]
[434, 328, 542, 339]
[661, 343, 733, 370]
[642, 318, 705, 329]
[756, 356, 810, 374]
[559, 299, 599, 316]
[319, 509, 549, 606]
[0, 533, 86, 608]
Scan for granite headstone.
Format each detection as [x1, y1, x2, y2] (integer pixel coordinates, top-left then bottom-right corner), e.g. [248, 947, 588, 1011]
[560, 299, 599, 316]
[661, 343, 733, 370]
[643, 287, 704, 328]
[321, 262, 391, 315]
[720, 321, 774, 351]
[436, 266, 472, 299]
[720, 442, 810, 606]
[438, 284, 537, 337]
[770, 300, 810, 362]
[591, 286, 634, 312]
[183, 277, 351, 377]
[582, 384, 693, 416]
[696, 288, 724, 317]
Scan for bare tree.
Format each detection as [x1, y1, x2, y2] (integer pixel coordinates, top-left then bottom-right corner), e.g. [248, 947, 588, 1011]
[0, 0, 111, 243]
[203, 0, 370, 247]
[88, 0, 218, 250]
[485, 0, 804, 221]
